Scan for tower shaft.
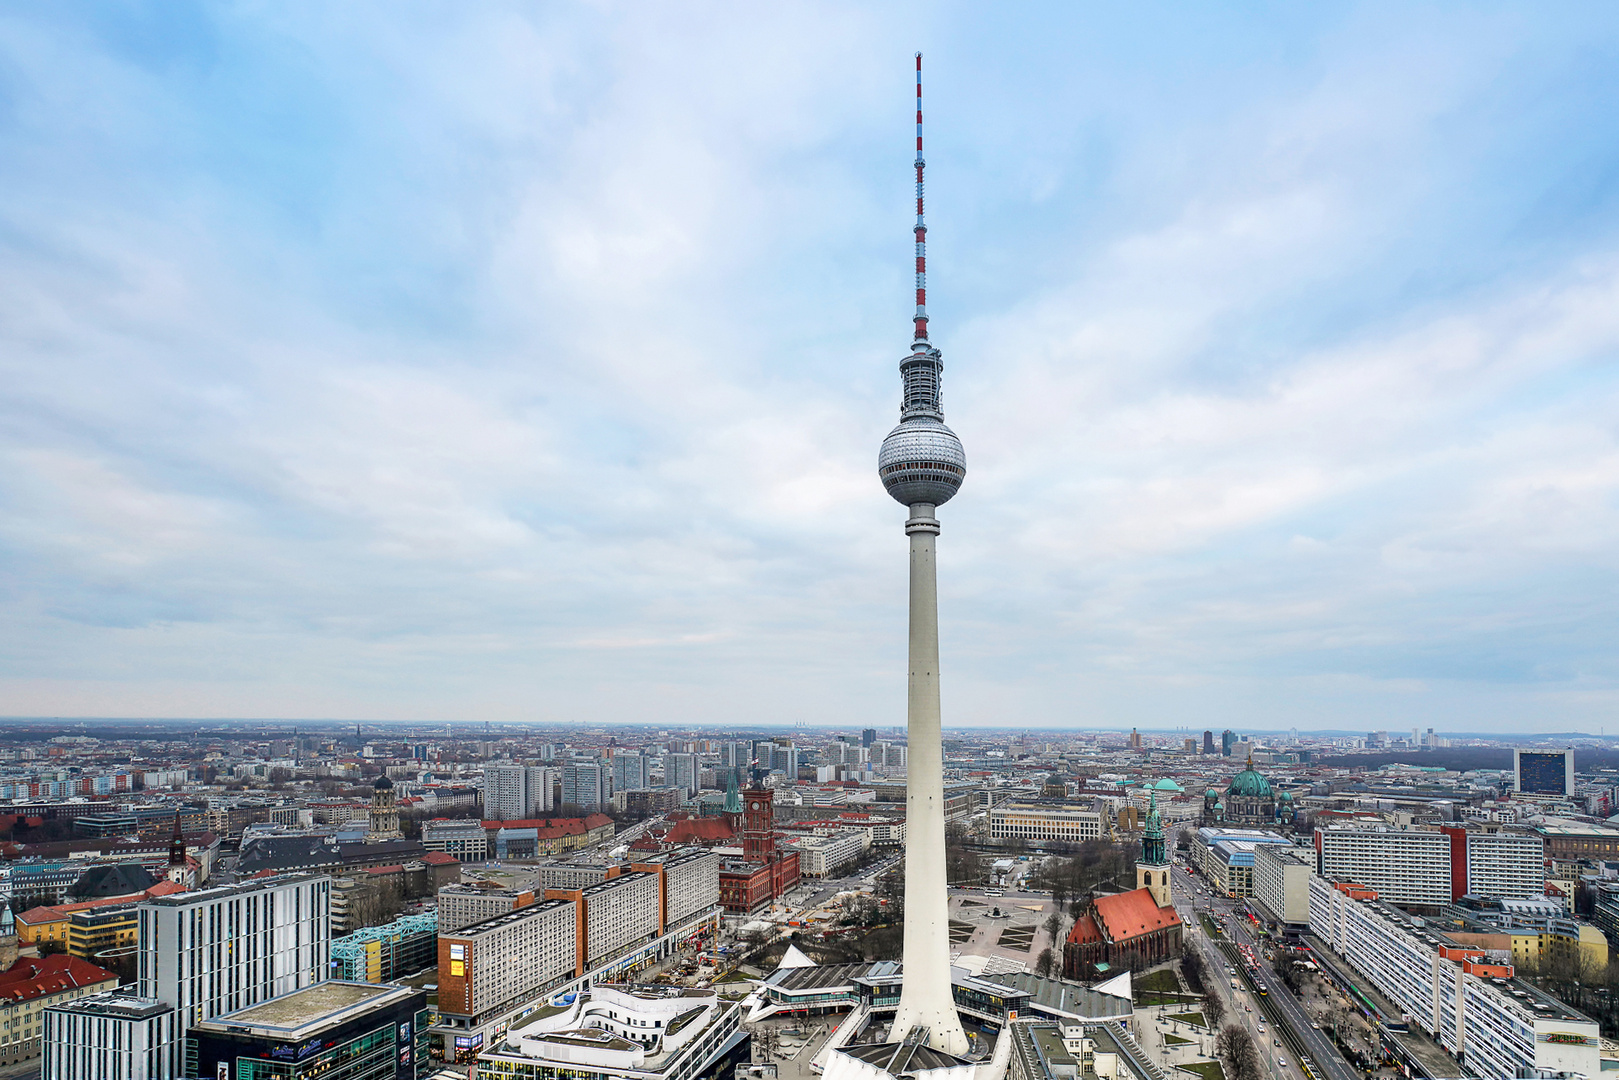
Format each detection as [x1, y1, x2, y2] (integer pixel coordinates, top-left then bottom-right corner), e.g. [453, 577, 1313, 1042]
[891, 504, 969, 1056]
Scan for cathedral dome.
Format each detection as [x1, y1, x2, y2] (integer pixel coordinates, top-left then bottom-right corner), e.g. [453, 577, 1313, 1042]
[1227, 767, 1272, 798]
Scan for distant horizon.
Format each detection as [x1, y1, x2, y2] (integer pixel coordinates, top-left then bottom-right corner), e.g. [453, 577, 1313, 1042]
[0, 714, 1609, 745]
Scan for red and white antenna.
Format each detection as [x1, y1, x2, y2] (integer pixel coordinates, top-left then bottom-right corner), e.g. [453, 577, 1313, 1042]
[913, 52, 928, 344]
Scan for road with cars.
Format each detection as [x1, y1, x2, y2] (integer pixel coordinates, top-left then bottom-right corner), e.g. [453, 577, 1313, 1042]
[1171, 831, 1359, 1080]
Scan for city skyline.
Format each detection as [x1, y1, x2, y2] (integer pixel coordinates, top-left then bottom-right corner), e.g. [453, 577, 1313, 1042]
[7, 6, 1619, 732]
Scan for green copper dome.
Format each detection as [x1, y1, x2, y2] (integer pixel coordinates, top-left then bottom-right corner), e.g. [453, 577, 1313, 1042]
[1227, 763, 1273, 798]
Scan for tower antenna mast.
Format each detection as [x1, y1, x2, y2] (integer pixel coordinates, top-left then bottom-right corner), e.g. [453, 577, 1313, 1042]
[913, 52, 928, 345]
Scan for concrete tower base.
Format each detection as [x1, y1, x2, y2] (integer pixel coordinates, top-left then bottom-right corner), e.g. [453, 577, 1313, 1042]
[889, 504, 970, 1057]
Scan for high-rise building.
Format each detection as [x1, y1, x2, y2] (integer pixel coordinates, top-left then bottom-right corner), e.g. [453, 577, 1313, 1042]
[861, 728, 877, 748]
[1221, 730, 1237, 756]
[42, 994, 179, 1080]
[870, 52, 968, 1057]
[1515, 748, 1575, 797]
[1203, 730, 1215, 755]
[611, 753, 646, 792]
[669, 752, 700, 797]
[560, 763, 609, 811]
[526, 765, 555, 815]
[134, 875, 331, 1074]
[485, 763, 530, 821]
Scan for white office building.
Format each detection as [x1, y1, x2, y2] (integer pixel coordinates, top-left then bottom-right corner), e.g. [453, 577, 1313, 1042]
[42, 994, 178, 1080]
[791, 829, 871, 878]
[423, 818, 490, 862]
[1314, 826, 1453, 907]
[990, 803, 1103, 844]
[137, 875, 331, 1033]
[1253, 845, 1313, 929]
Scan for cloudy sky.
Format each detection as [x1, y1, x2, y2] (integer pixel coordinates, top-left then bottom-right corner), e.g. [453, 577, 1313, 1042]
[5, 3, 1619, 733]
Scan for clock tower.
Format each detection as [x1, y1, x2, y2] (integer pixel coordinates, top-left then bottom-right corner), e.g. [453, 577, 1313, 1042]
[744, 786, 776, 864]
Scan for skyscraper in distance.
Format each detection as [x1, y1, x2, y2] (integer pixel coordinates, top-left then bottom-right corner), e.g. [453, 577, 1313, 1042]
[876, 52, 970, 1058]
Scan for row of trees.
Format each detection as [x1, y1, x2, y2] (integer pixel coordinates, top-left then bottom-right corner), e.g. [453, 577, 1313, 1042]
[1026, 840, 1137, 912]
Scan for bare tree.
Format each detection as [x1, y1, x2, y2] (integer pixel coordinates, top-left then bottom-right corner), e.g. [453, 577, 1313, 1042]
[1034, 947, 1055, 978]
[1180, 945, 1207, 993]
[345, 879, 406, 931]
[1202, 989, 1226, 1029]
[1216, 1024, 1261, 1080]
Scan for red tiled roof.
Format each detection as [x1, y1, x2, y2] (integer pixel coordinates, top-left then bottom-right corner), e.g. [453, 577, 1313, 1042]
[1093, 888, 1181, 943]
[0, 955, 117, 1004]
[664, 818, 735, 845]
[16, 881, 188, 926]
[481, 813, 614, 839]
[421, 852, 459, 865]
[1065, 913, 1104, 945]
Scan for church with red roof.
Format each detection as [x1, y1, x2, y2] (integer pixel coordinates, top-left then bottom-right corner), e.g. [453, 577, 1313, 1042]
[1064, 792, 1184, 979]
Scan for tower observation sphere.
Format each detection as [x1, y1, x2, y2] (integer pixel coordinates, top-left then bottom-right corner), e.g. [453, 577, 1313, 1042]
[878, 416, 965, 507]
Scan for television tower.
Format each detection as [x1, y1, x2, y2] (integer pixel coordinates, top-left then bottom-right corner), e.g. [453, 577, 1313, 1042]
[879, 52, 970, 1057]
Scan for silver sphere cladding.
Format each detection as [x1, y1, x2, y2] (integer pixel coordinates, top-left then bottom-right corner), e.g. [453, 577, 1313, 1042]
[877, 418, 967, 507]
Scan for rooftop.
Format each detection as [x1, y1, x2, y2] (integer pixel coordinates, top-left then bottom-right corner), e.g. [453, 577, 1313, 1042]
[194, 980, 420, 1039]
[140, 872, 328, 907]
[47, 992, 172, 1020]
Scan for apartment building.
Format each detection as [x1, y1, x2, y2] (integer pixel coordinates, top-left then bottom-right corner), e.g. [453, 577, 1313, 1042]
[611, 753, 647, 792]
[989, 804, 1104, 844]
[1309, 877, 1600, 1079]
[486, 764, 554, 821]
[669, 753, 700, 797]
[561, 763, 611, 811]
[1314, 827, 1453, 907]
[437, 882, 537, 933]
[630, 848, 721, 927]
[437, 899, 578, 1029]
[546, 871, 663, 975]
[1440, 825, 1545, 901]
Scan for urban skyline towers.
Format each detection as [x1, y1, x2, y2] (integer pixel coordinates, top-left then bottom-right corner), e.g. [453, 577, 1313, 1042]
[877, 53, 970, 1058]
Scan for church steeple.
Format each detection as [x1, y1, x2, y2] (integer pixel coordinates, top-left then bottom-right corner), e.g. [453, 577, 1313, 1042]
[1137, 790, 1172, 907]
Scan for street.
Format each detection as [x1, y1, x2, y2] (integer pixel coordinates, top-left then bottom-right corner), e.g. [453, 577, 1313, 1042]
[1170, 829, 1359, 1080]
